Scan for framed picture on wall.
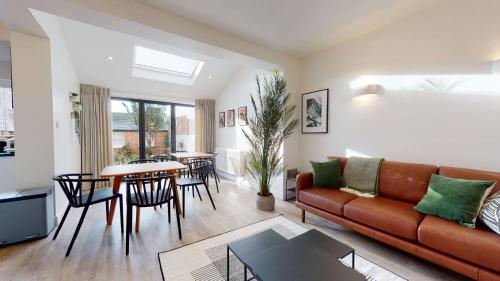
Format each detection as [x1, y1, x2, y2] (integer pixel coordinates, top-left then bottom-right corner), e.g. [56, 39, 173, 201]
[238, 106, 248, 126]
[227, 109, 235, 127]
[219, 112, 225, 128]
[302, 89, 329, 134]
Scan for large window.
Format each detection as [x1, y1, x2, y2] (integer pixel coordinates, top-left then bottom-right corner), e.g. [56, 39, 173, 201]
[175, 106, 195, 152]
[111, 98, 194, 164]
[112, 100, 140, 164]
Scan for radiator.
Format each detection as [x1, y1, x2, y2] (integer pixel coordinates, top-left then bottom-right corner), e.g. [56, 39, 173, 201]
[215, 148, 246, 176]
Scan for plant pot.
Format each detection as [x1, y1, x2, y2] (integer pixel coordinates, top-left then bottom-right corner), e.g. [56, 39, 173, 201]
[256, 192, 275, 211]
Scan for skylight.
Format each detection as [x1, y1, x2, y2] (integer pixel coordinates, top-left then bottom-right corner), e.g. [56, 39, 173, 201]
[134, 46, 203, 77]
[132, 46, 204, 86]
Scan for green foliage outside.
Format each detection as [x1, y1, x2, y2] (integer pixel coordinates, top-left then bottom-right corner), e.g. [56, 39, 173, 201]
[114, 143, 139, 164]
[122, 102, 171, 154]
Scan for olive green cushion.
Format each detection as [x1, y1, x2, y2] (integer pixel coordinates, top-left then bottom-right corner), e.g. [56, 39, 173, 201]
[310, 160, 344, 188]
[416, 174, 495, 228]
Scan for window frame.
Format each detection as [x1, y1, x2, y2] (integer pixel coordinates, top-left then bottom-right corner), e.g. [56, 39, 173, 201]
[111, 97, 194, 160]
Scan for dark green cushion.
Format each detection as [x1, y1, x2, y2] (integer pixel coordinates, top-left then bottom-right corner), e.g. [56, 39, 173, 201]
[416, 174, 495, 228]
[310, 160, 344, 188]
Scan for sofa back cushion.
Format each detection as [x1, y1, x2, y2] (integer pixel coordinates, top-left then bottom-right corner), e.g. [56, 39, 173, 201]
[378, 161, 438, 204]
[439, 166, 500, 196]
[327, 156, 348, 175]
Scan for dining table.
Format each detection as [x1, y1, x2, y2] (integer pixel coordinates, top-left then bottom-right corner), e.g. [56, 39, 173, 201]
[101, 161, 187, 232]
[171, 152, 213, 163]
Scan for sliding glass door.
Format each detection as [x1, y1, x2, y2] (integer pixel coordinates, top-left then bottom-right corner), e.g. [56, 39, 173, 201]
[144, 103, 171, 158]
[111, 98, 194, 163]
[174, 105, 195, 152]
[112, 100, 140, 164]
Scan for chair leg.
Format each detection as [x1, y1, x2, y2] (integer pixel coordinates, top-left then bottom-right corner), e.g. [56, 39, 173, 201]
[105, 200, 109, 222]
[65, 204, 90, 256]
[119, 196, 124, 234]
[182, 186, 186, 218]
[53, 205, 71, 240]
[128, 204, 133, 234]
[173, 194, 182, 240]
[195, 186, 202, 201]
[167, 199, 171, 224]
[192, 186, 195, 198]
[214, 172, 219, 193]
[204, 183, 216, 210]
[215, 171, 221, 183]
[126, 203, 131, 255]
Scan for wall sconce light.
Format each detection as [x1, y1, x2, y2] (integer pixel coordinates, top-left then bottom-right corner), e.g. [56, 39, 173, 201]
[492, 60, 500, 76]
[354, 84, 385, 96]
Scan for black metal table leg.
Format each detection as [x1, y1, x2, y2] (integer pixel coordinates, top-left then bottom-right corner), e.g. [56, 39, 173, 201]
[244, 265, 247, 281]
[227, 246, 230, 281]
[352, 251, 355, 269]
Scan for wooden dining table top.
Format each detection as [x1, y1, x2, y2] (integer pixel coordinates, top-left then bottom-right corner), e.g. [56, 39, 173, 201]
[101, 161, 187, 177]
[171, 152, 212, 159]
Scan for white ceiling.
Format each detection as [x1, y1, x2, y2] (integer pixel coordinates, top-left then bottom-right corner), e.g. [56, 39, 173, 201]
[138, 0, 440, 56]
[36, 13, 242, 100]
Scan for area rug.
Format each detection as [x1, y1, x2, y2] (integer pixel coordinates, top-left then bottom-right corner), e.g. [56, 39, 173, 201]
[158, 215, 406, 281]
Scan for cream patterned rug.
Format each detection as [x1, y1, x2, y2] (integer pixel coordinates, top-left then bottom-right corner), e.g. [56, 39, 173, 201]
[158, 216, 406, 281]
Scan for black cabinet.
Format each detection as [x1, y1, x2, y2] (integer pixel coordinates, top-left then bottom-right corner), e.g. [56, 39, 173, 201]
[283, 169, 298, 202]
[0, 187, 55, 246]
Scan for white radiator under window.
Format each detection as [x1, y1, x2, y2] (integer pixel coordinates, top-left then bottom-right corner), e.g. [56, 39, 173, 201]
[215, 148, 246, 176]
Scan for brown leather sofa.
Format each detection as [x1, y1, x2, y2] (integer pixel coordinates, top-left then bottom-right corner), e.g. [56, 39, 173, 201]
[296, 156, 500, 281]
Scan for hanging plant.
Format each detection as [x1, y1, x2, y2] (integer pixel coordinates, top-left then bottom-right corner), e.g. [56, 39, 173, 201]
[70, 93, 82, 142]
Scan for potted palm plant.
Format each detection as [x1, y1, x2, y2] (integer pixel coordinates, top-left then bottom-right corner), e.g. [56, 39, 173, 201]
[242, 69, 298, 211]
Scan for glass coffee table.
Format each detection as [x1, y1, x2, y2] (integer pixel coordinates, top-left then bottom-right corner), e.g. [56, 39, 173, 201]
[227, 228, 365, 281]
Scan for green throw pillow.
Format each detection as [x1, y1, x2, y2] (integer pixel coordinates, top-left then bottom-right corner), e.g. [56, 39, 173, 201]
[310, 160, 344, 188]
[416, 174, 495, 228]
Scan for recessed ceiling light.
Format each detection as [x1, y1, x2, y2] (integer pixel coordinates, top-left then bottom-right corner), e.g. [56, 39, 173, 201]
[208, 75, 212, 79]
[108, 56, 113, 60]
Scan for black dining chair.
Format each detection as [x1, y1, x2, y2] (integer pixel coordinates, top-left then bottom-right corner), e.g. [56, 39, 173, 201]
[127, 158, 160, 210]
[124, 174, 181, 255]
[152, 154, 175, 162]
[205, 152, 220, 193]
[52, 173, 124, 256]
[128, 159, 158, 164]
[176, 160, 216, 217]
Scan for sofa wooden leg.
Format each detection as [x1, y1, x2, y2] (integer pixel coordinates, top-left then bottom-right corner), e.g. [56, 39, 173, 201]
[301, 210, 305, 223]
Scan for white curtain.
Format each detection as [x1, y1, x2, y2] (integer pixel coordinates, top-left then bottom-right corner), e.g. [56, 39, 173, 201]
[195, 99, 215, 152]
[80, 84, 112, 183]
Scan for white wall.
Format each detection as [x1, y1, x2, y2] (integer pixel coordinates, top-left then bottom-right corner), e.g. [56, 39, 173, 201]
[0, 157, 15, 191]
[216, 67, 263, 152]
[10, 32, 55, 189]
[299, 0, 500, 172]
[0, 22, 9, 41]
[112, 90, 195, 105]
[33, 12, 81, 217]
[215, 67, 294, 196]
[0, 61, 10, 80]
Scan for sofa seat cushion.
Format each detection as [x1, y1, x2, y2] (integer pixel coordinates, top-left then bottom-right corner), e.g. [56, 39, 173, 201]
[299, 187, 357, 216]
[418, 215, 500, 272]
[344, 197, 425, 241]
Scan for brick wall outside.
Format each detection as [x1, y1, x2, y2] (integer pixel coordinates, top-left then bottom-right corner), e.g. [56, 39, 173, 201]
[113, 131, 170, 156]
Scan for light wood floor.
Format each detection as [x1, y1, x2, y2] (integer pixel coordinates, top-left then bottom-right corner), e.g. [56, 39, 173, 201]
[0, 179, 468, 281]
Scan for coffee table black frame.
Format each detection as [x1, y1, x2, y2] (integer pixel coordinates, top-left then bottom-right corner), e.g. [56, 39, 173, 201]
[226, 229, 361, 281]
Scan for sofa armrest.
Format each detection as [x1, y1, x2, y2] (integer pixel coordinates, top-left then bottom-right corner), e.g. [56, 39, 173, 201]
[296, 172, 313, 202]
